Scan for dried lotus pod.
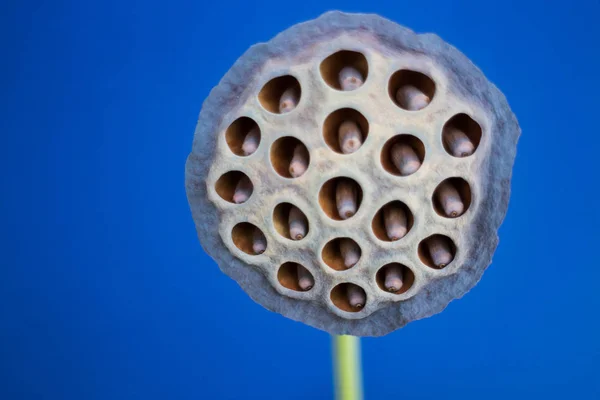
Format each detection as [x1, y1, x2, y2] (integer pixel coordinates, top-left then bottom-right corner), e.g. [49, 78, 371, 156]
[186, 11, 520, 336]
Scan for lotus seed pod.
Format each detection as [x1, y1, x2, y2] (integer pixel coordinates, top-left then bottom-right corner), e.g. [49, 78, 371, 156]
[241, 127, 260, 156]
[232, 175, 252, 204]
[185, 12, 520, 336]
[427, 236, 454, 268]
[296, 264, 314, 291]
[395, 84, 431, 111]
[279, 87, 299, 114]
[390, 142, 421, 176]
[338, 66, 364, 91]
[289, 144, 309, 178]
[288, 205, 308, 240]
[383, 203, 408, 241]
[338, 120, 363, 154]
[339, 239, 361, 268]
[384, 264, 404, 292]
[436, 180, 465, 218]
[336, 179, 358, 219]
[444, 126, 475, 157]
[252, 228, 267, 255]
[347, 284, 366, 309]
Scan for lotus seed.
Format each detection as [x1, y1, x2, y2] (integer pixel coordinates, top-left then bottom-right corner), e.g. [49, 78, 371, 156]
[390, 142, 421, 176]
[296, 264, 314, 291]
[289, 144, 309, 178]
[347, 284, 365, 309]
[339, 239, 360, 269]
[444, 126, 475, 157]
[436, 180, 464, 218]
[427, 236, 454, 268]
[338, 120, 363, 154]
[395, 84, 430, 111]
[241, 127, 260, 156]
[338, 66, 364, 91]
[252, 228, 267, 255]
[288, 206, 308, 240]
[383, 203, 408, 241]
[232, 176, 252, 204]
[336, 179, 358, 219]
[384, 264, 404, 292]
[279, 87, 299, 114]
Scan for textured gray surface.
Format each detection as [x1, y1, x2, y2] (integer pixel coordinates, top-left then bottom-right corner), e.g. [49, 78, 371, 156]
[185, 11, 520, 336]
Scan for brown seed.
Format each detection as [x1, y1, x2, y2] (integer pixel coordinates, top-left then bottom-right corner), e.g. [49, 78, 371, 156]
[252, 228, 267, 255]
[232, 176, 253, 204]
[384, 264, 404, 292]
[383, 204, 408, 241]
[347, 284, 366, 309]
[339, 239, 360, 268]
[241, 127, 260, 156]
[395, 85, 430, 111]
[338, 66, 364, 91]
[427, 236, 454, 268]
[288, 206, 308, 240]
[338, 120, 363, 154]
[296, 264, 314, 291]
[279, 87, 299, 114]
[289, 144, 308, 178]
[444, 126, 475, 157]
[436, 181, 464, 217]
[336, 179, 358, 219]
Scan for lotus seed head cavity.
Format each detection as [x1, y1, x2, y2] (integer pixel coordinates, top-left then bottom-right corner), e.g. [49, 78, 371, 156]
[185, 11, 520, 336]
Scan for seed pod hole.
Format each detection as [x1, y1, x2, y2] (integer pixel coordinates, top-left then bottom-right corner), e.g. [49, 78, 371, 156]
[270, 137, 310, 178]
[277, 262, 315, 292]
[330, 283, 367, 312]
[323, 108, 369, 154]
[381, 134, 425, 177]
[322, 237, 362, 271]
[388, 70, 436, 111]
[258, 75, 301, 114]
[215, 171, 253, 204]
[371, 201, 414, 242]
[232, 222, 267, 256]
[376, 263, 415, 295]
[318, 177, 363, 220]
[225, 117, 261, 156]
[432, 178, 472, 218]
[418, 234, 456, 270]
[273, 203, 309, 241]
[319, 50, 369, 91]
[442, 113, 482, 157]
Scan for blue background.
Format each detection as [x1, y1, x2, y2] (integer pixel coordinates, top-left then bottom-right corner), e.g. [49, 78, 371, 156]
[2, 0, 599, 399]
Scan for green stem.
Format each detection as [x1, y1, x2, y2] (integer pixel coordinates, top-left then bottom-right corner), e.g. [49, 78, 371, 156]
[332, 335, 364, 400]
